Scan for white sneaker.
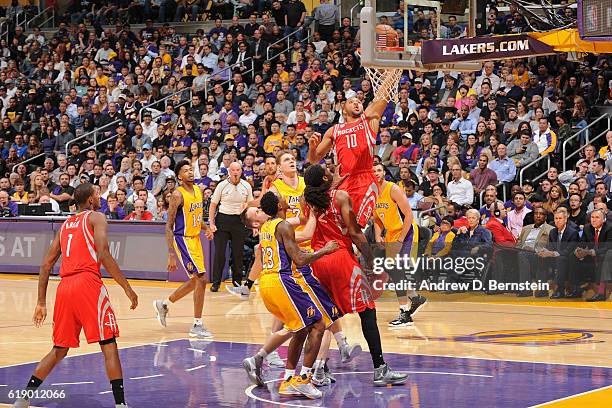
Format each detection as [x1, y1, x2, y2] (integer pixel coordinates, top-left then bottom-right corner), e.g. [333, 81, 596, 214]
[116, 405, 129, 408]
[189, 324, 213, 339]
[289, 374, 322, 399]
[243, 356, 264, 386]
[265, 350, 285, 367]
[153, 300, 168, 327]
[226, 284, 250, 300]
[312, 366, 331, 386]
[339, 342, 362, 363]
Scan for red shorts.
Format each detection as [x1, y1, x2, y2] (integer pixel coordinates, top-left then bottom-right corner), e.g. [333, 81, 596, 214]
[53, 274, 119, 348]
[339, 172, 379, 227]
[312, 248, 375, 315]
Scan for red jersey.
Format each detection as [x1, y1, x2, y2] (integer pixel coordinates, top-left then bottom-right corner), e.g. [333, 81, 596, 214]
[59, 211, 100, 278]
[331, 114, 377, 176]
[311, 190, 353, 251]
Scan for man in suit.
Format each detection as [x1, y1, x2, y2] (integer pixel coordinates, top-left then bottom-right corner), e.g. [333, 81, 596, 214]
[249, 29, 269, 72]
[574, 209, 612, 301]
[516, 207, 554, 297]
[377, 130, 396, 168]
[231, 41, 253, 78]
[538, 207, 580, 299]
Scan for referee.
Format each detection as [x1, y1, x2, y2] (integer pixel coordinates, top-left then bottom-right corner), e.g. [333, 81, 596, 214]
[209, 162, 254, 292]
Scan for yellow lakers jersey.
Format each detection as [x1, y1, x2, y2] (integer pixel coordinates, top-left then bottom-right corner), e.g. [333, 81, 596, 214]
[259, 218, 295, 276]
[273, 177, 310, 249]
[375, 181, 405, 243]
[174, 185, 203, 237]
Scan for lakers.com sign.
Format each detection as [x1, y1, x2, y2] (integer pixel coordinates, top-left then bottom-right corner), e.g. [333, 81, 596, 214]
[421, 34, 555, 64]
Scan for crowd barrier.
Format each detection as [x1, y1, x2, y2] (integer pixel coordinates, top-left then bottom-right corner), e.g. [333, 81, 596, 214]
[0, 217, 213, 282]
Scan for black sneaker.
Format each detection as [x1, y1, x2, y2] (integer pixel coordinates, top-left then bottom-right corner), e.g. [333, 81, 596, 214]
[210, 283, 220, 292]
[408, 295, 427, 317]
[388, 309, 413, 327]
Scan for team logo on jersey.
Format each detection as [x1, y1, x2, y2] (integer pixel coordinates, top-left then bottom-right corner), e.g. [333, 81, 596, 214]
[349, 266, 372, 313]
[186, 262, 195, 272]
[331, 306, 339, 318]
[401, 328, 612, 346]
[307, 306, 316, 318]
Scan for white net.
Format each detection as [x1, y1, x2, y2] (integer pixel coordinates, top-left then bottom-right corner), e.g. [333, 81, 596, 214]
[362, 65, 403, 104]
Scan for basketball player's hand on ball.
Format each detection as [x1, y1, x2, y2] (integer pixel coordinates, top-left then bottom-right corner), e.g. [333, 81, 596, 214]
[33, 304, 47, 327]
[167, 253, 178, 272]
[322, 240, 340, 254]
[125, 287, 138, 310]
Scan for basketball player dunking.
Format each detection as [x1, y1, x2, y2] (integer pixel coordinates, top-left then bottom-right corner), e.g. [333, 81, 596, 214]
[304, 164, 408, 386]
[153, 160, 214, 339]
[307, 95, 388, 228]
[13, 184, 138, 408]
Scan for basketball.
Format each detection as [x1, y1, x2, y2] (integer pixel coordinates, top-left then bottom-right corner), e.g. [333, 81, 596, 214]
[375, 24, 399, 48]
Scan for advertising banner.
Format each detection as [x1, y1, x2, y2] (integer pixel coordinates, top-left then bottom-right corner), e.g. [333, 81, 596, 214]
[421, 34, 555, 64]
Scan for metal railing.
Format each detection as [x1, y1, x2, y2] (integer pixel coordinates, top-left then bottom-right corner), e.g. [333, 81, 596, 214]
[519, 153, 550, 187]
[562, 113, 611, 171]
[479, 182, 506, 208]
[266, 29, 312, 61]
[25, 6, 54, 29]
[350, 1, 364, 26]
[65, 119, 123, 155]
[562, 126, 609, 172]
[12, 151, 46, 173]
[15, 11, 26, 28]
[138, 87, 193, 122]
[203, 57, 254, 101]
[0, 20, 9, 43]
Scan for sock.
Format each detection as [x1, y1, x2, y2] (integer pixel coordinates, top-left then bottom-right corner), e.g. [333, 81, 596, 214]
[193, 318, 202, 326]
[333, 331, 347, 347]
[400, 304, 410, 312]
[300, 366, 311, 376]
[256, 348, 268, 359]
[358, 308, 385, 369]
[313, 359, 324, 370]
[245, 279, 255, 289]
[163, 298, 171, 306]
[24, 375, 42, 400]
[284, 369, 295, 380]
[110, 378, 125, 405]
[597, 282, 606, 295]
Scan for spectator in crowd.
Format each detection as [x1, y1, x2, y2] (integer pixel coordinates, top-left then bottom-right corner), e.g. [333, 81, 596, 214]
[488, 144, 516, 184]
[50, 173, 75, 213]
[516, 207, 554, 297]
[0, 190, 18, 217]
[446, 163, 473, 206]
[506, 192, 531, 239]
[575, 209, 612, 301]
[124, 198, 154, 220]
[540, 207, 580, 299]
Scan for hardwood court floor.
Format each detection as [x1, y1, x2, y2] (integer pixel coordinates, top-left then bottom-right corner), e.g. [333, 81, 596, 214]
[0, 274, 611, 407]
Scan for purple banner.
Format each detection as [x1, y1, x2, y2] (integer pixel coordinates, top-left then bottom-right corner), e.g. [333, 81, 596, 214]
[0, 219, 213, 282]
[421, 35, 555, 64]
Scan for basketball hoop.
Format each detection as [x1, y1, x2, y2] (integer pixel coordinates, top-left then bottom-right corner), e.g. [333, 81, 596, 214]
[356, 48, 404, 104]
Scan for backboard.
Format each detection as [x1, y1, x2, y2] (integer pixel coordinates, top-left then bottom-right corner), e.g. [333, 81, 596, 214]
[359, 0, 483, 72]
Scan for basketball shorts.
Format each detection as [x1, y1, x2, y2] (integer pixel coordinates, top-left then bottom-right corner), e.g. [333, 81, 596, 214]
[174, 235, 206, 276]
[296, 265, 342, 326]
[53, 274, 119, 348]
[312, 248, 376, 314]
[339, 171, 379, 228]
[259, 272, 324, 332]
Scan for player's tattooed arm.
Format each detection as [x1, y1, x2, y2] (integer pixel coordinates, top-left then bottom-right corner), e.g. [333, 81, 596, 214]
[165, 190, 183, 272]
[306, 128, 333, 164]
[276, 220, 339, 266]
[34, 231, 62, 326]
[336, 190, 374, 270]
